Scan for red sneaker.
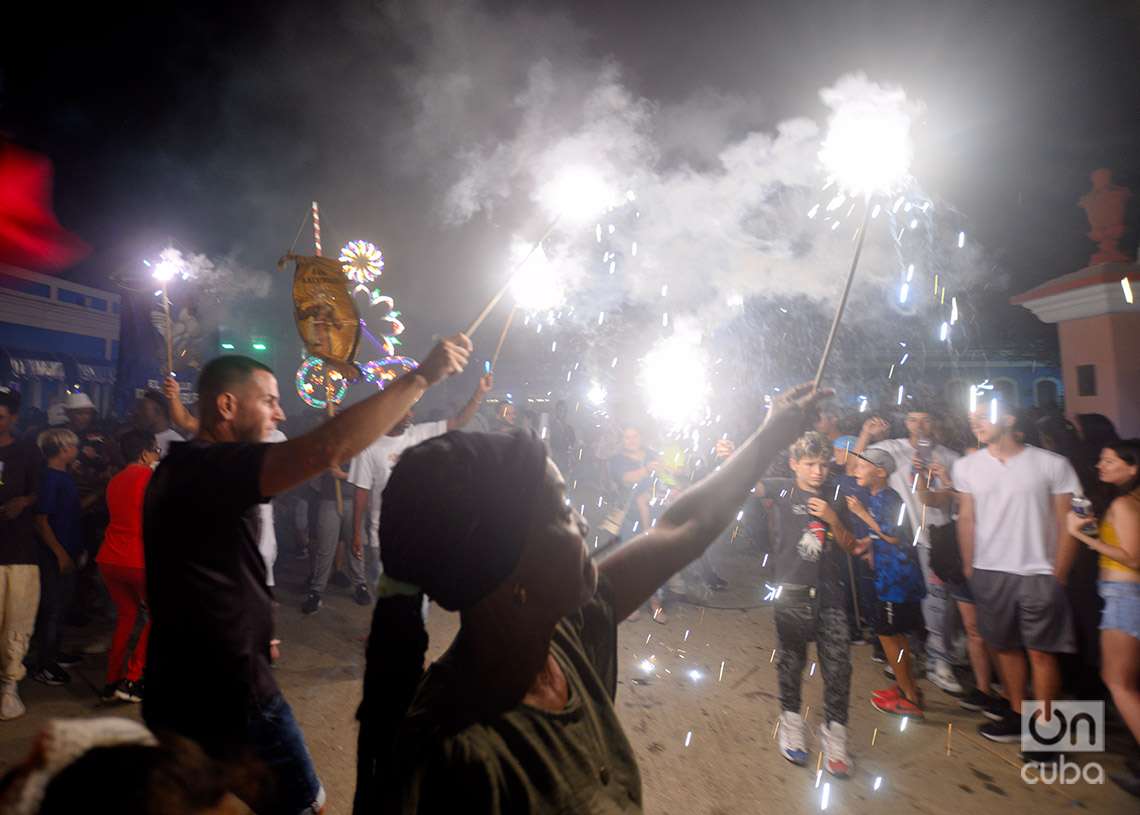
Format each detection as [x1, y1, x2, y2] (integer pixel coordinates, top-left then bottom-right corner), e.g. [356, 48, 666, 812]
[872, 685, 903, 701]
[871, 694, 924, 719]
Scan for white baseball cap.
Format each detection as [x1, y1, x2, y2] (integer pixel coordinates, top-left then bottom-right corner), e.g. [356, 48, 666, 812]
[64, 392, 96, 411]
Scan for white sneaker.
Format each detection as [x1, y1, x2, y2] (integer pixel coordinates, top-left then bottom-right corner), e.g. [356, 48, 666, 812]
[928, 660, 964, 695]
[820, 722, 853, 777]
[778, 711, 809, 765]
[0, 681, 26, 720]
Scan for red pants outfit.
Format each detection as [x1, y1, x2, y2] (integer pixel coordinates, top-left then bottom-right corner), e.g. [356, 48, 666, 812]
[99, 563, 149, 683]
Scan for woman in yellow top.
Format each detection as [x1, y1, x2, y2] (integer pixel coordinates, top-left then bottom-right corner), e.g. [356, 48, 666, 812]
[1067, 439, 1139, 796]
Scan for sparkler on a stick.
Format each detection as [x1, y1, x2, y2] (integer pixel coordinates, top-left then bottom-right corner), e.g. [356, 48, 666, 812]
[812, 80, 916, 388]
[464, 166, 612, 336]
[152, 254, 180, 375]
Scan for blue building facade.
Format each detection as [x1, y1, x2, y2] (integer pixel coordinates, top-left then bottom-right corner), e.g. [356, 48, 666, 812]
[0, 264, 120, 414]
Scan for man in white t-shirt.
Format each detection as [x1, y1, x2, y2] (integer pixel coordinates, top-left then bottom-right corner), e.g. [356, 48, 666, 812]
[858, 408, 964, 694]
[299, 372, 493, 615]
[952, 400, 1080, 753]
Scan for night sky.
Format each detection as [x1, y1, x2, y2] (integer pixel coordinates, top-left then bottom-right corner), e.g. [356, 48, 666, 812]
[4, 0, 1140, 410]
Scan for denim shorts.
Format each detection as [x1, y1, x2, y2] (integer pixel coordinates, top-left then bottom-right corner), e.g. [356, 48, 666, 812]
[247, 693, 325, 814]
[945, 579, 974, 604]
[1099, 580, 1140, 640]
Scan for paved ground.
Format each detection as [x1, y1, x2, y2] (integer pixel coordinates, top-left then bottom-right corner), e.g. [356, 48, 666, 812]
[1, 562, 1134, 814]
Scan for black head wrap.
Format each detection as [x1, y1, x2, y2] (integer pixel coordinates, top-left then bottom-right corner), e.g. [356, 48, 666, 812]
[379, 428, 550, 611]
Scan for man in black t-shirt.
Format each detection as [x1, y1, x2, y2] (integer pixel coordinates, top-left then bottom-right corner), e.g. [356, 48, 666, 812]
[143, 338, 470, 814]
[755, 431, 857, 779]
[0, 387, 42, 721]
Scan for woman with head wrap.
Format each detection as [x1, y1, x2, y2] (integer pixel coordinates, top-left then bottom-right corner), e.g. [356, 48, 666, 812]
[354, 383, 831, 813]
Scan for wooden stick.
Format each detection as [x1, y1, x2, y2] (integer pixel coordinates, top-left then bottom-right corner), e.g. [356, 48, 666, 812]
[490, 307, 517, 370]
[813, 199, 872, 389]
[463, 214, 561, 337]
[161, 280, 174, 375]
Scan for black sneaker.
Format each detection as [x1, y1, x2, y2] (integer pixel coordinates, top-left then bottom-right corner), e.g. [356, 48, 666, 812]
[883, 665, 896, 679]
[301, 592, 322, 615]
[981, 695, 1013, 722]
[33, 665, 71, 686]
[100, 682, 121, 702]
[56, 652, 82, 668]
[979, 711, 1022, 743]
[353, 584, 372, 606]
[958, 688, 995, 712]
[1019, 750, 1060, 764]
[330, 571, 351, 589]
[871, 644, 887, 664]
[115, 679, 143, 703]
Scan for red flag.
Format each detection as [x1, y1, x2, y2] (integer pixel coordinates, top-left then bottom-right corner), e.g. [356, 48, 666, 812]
[0, 144, 90, 272]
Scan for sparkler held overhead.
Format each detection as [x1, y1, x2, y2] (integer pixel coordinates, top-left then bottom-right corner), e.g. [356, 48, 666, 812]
[812, 77, 919, 389]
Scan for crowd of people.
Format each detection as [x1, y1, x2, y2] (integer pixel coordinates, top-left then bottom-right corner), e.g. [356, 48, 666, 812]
[0, 339, 1138, 811]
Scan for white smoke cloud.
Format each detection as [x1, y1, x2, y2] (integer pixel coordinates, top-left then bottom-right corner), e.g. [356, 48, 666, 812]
[386, 0, 985, 333]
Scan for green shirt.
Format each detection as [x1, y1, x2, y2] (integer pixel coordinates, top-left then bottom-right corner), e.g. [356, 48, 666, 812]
[390, 578, 643, 813]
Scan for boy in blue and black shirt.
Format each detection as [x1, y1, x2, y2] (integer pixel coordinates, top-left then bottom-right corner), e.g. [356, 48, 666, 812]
[845, 447, 927, 719]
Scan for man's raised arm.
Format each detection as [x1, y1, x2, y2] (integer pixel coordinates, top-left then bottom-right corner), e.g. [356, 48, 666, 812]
[260, 335, 470, 498]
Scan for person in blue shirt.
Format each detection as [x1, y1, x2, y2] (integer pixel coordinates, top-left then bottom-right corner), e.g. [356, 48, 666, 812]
[32, 428, 83, 686]
[845, 447, 927, 719]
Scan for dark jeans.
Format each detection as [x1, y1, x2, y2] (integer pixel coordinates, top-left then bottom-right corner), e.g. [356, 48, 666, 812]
[246, 693, 324, 815]
[774, 596, 851, 726]
[32, 548, 77, 669]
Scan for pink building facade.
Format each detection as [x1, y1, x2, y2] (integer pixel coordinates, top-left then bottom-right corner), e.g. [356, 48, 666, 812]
[1012, 262, 1140, 436]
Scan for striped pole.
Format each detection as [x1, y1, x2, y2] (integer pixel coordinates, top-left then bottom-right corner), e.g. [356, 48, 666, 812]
[312, 200, 322, 257]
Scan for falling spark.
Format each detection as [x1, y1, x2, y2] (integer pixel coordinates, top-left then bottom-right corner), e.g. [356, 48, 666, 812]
[815, 769, 823, 790]
[897, 502, 907, 527]
[661, 284, 668, 297]
[684, 731, 693, 748]
[946, 722, 953, 755]
[631, 241, 638, 257]
[897, 648, 906, 663]
[900, 717, 908, 732]
[899, 282, 910, 303]
[770, 649, 777, 664]
[639, 659, 655, 674]
[645, 633, 652, 645]
[718, 661, 726, 682]
[662, 312, 669, 327]
[608, 260, 616, 275]
[598, 311, 605, 325]
[888, 364, 896, 379]
[611, 356, 618, 368]
[899, 352, 909, 365]
[820, 782, 831, 811]
[873, 776, 883, 791]
[989, 397, 1000, 424]
[911, 525, 922, 546]
[896, 385, 905, 405]
[958, 231, 966, 248]
[808, 203, 821, 218]
[906, 263, 915, 281]
[859, 396, 869, 413]
[761, 553, 769, 567]
[910, 472, 920, 494]
[871, 203, 882, 218]
[551, 341, 557, 353]
[1123, 277, 1135, 304]
[809, 662, 817, 677]
[683, 629, 691, 642]
[951, 296, 959, 324]
[909, 218, 918, 229]
[688, 669, 702, 682]
[940, 321, 949, 341]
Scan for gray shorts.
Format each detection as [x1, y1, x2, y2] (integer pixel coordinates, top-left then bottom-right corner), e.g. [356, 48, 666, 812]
[970, 569, 1076, 653]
